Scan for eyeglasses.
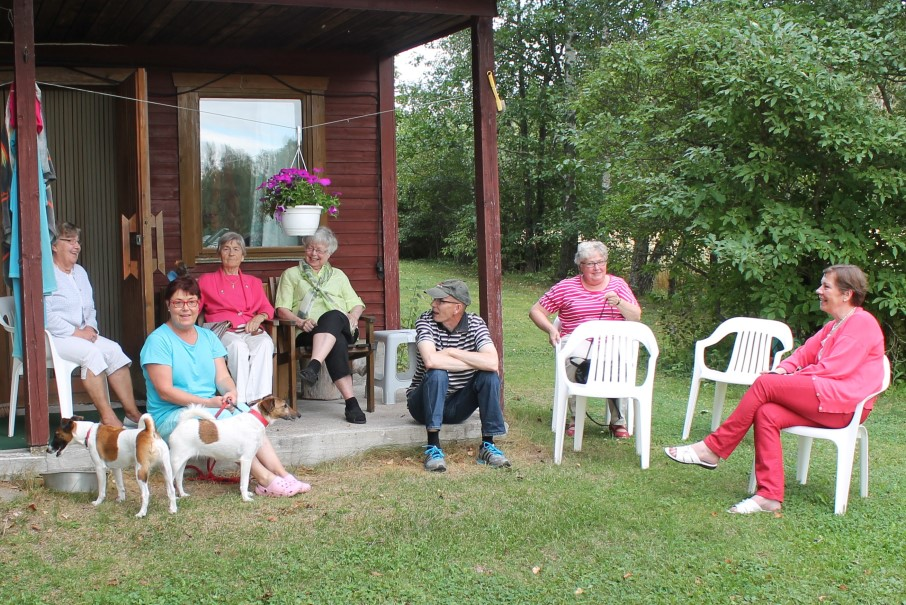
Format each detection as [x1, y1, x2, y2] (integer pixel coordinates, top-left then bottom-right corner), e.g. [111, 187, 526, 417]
[305, 246, 330, 256]
[433, 298, 459, 305]
[221, 246, 243, 254]
[169, 299, 200, 309]
[57, 238, 80, 245]
[581, 260, 606, 268]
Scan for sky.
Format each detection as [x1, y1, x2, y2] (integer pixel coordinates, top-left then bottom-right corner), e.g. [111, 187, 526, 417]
[396, 44, 442, 85]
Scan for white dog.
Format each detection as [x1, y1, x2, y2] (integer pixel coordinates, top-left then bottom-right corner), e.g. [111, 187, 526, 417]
[47, 414, 178, 518]
[168, 395, 300, 501]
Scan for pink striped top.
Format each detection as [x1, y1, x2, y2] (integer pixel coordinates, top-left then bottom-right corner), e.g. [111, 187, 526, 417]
[536, 275, 639, 336]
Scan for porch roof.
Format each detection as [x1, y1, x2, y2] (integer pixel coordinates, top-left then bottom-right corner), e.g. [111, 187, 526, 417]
[0, 0, 498, 57]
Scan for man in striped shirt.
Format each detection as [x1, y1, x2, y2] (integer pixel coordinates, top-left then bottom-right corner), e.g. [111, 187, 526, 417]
[406, 279, 510, 472]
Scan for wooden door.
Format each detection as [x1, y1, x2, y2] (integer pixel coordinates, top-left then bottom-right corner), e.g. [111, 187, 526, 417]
[115, 69, 159, 396]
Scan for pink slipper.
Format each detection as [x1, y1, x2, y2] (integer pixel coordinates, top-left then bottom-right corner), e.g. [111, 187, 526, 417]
[284, 473, 312, 494]
[255, 476, 301, 497]
[566, 423, 575, 437]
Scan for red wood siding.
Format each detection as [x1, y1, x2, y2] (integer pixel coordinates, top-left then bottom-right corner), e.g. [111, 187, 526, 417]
[146, 61, 386, 329]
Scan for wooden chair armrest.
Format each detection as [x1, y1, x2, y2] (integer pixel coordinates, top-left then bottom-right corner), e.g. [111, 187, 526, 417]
[359, 315, 375, 346]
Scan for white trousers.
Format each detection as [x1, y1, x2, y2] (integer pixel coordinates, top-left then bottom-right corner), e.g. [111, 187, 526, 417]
[51, 334, 131, 379]
[220, 330, 274, 404]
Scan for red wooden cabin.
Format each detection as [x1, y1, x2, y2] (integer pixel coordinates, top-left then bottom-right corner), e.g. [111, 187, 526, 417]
[1, 0, 502, 446]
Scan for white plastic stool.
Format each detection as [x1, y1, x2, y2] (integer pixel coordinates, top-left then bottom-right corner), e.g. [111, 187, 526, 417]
[374, 329, 417, 405]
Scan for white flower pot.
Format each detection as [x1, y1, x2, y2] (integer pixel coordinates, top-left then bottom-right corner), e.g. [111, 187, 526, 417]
[280, 205, 323, 236]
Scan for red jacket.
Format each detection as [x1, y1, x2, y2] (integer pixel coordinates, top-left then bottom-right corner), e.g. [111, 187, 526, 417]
[198, 269, 274, 328]
[778, 308, 886, 413]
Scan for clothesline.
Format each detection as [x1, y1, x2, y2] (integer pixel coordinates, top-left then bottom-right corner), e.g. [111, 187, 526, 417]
[30, 81, 468, 133]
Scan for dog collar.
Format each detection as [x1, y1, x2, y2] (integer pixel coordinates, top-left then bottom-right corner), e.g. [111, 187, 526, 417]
[84, 426, 92, 448]
[249, 408, 269, 428]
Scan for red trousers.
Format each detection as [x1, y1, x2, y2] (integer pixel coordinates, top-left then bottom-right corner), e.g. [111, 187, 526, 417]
[704, 373, 869, 502]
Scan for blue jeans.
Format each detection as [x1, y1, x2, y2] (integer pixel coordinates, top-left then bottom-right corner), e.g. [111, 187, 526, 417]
[407, 369, 506, 437]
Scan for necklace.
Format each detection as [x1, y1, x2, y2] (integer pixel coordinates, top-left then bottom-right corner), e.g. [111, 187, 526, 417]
[224, 273, 240, 289]
[818, 307, 857, 360]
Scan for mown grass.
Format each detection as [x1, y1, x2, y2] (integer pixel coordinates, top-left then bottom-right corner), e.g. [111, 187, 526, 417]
[0, 259, 903, 604]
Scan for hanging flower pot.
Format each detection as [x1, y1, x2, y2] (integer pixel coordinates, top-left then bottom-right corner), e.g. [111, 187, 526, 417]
[278, 205, 323, 236]
[257, 167, 341, 238]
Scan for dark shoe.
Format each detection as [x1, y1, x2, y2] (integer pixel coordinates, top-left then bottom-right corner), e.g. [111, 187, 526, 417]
[344, 404, 366, 424]
[423, 445, 447, 472]
[476, 442, 511, 468]
[299, 363, 320, 386]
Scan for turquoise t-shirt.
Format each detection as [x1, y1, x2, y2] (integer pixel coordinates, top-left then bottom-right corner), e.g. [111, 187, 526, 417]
[140, 324, 228, 438]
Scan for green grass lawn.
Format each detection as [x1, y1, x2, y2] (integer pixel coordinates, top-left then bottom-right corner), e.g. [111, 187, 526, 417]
[1, 259, 903, 604]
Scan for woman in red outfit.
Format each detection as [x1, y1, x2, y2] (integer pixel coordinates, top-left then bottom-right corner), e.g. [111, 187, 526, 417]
[197, 232, 275, 404]
[665, 265, 886, 514]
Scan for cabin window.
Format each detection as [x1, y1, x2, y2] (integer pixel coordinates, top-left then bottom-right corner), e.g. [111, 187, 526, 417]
[199, 98, 302, 249]
[175, 73, 327, 264]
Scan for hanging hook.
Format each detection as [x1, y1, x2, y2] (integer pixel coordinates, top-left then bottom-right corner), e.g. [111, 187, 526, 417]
[486, 71, 505, 112]
[291, 125, 307, 170]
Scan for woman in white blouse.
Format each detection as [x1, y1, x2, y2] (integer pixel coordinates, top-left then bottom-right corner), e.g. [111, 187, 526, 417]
[44, 222, 142, 427]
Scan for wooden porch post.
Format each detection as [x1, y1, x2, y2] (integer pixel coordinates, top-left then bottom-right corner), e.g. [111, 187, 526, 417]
[12, 0, 50, 447]
[378, 54, 401, 330]
[471, 17, 503, 373]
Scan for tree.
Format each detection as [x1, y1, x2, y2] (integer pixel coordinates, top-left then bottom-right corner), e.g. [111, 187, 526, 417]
[575, 0, 906, 368]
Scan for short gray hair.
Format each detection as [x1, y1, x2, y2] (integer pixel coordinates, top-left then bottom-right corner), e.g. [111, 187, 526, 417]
[54, 222, 81, 242]
[574, 241, 609, 267]
[304, 226, 338, 255]
[217, 232, 246, 256]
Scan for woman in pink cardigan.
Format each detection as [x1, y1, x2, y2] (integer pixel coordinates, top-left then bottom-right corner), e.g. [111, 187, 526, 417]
[198, 232, 275, 404]
[665, 265, 886, 514]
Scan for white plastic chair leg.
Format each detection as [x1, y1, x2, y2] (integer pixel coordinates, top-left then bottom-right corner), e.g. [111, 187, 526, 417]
[551, 362, 561, 432]
[682, 376, 702, 440]
[833, 440, 859, 515]
[747, 459, 757, 494]
[795, 436, 814, 484]
[552, 385, 570, 465]
[54, 370, 76, 423]
[711, 382, 728, 431]
[858, 427, 869, 498]
[636, 398, 651, 469]
[7, 358, 22, 437]
[573, 396, 587, 452]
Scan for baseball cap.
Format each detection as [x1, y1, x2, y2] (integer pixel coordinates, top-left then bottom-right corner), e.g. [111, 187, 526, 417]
[425, 279, 471, 305]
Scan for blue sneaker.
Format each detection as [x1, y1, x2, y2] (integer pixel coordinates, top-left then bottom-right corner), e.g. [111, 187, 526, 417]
[477, 442, 511, 468]
[423, 445, 447, 472]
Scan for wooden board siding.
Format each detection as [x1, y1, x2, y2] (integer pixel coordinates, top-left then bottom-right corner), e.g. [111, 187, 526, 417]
[146, 63, 386, 330]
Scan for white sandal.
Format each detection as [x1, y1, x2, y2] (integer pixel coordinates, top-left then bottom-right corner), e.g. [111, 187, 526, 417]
[663, 445, 718, 470]
[728, 497, 778, 514]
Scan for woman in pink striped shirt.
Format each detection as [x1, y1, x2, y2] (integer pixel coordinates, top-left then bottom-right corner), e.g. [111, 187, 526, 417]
[530, 241, 641, 438]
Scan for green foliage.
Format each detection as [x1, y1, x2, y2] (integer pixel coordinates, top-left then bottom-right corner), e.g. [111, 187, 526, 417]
[575, 0, 906, 349]
[3, 261, 906, 603]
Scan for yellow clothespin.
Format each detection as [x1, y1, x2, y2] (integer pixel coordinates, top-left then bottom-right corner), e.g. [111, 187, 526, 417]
[487, 71, 505, 112]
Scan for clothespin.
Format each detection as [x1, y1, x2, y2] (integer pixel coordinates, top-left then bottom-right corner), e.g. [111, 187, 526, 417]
[486, 71, 505, 112]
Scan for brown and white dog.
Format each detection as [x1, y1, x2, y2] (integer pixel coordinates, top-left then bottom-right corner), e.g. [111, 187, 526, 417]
[168, 395, 300, 502]
[47, 414, 178, 518]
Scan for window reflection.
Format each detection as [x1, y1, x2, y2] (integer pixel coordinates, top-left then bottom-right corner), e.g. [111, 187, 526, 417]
[199, 98, 303, 249]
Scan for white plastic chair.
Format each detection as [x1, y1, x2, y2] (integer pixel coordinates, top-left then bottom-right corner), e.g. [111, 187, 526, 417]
[747, 356, 891, 515]
[682, 317, 793, 440]
[553, 320, 659, 468]
[1, 296, 84, 437]
[549, 317, 631, 433]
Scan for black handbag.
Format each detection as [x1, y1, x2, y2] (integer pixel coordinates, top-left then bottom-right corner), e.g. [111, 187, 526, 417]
[573, 358, 591, 384]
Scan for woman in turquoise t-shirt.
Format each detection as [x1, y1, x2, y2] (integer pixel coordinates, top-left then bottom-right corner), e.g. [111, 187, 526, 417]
[141, 275, 309, 498]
